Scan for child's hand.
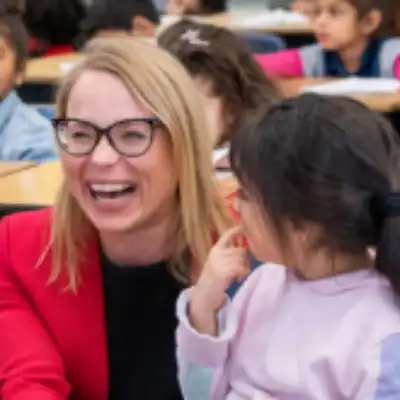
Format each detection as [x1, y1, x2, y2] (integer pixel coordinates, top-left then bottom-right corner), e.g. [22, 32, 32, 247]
[191, 226, 249, 314]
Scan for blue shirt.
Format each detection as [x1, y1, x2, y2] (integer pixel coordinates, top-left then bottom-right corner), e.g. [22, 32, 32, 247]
[0, 91, 58, 162]
[324, 38, 385, 77]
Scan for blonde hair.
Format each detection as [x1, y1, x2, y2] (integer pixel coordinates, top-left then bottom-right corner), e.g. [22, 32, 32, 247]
[50, 36, 232, 291]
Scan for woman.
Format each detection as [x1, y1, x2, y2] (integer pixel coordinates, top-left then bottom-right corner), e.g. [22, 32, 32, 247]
[0, 37, 232, 400]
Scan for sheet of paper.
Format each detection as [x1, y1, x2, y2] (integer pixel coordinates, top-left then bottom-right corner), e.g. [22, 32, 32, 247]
[301, 78, 400, 95]
[232, 9, 308, 27]
[60, 62, 78, 75]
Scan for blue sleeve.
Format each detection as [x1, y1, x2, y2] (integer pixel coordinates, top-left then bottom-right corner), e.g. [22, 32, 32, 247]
[374, 333, 400, 399]
[5, 105, 58, 162]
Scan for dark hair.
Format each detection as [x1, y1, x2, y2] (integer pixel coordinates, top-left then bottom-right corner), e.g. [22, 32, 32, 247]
[23, 0, 86, 45]
[231, 94, 400, 295]
[347, 0, 397, 35]
[81, 0, 160, 40]
[0, 3, 28, 72]
[0, 0, 25, 14]
[158, 19, 280, 147]
[181, 0, 226, 14]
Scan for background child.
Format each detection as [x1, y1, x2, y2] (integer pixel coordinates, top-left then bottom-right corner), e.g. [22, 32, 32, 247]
[158, 20, 280, 155]
[0, 6, 56, 161]
[166, 0, 226, 15]
[256, 0, 400, 78]
[80, 0, 159, 42]
[176, 94, 400, 399]
[23, 0, 86, 56]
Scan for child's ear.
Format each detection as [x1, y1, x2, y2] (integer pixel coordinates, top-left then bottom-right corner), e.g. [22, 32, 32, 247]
[360, 9, 382, 36]
[131, 16, 156, 37]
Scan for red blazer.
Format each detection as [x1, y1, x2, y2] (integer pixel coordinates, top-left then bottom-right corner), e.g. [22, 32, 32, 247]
[0, 197, 242, 399]
[0, 208, 108, 400]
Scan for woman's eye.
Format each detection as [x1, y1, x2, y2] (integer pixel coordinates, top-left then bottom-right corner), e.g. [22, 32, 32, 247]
[71, 131, 91, 139]
[122, 130, 147, 140]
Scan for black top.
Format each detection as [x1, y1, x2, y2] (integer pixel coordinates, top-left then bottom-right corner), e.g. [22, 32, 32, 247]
[101, 251, 185, 400]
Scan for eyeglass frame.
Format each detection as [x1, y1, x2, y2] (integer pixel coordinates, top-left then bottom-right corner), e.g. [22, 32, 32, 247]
[52, 117, 162, 157]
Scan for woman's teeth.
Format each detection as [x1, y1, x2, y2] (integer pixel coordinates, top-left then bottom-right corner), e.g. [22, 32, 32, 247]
[89, 183, 136, 199]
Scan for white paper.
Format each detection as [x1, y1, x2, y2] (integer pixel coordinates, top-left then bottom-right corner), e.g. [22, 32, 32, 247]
[301, 77, 400, 95]
[60, 62, 78, 75]
[232, 9, 308, 28]
[212, 146, 230, 164]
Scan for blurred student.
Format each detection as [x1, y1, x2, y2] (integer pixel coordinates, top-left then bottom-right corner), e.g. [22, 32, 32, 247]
[0, 7, 56, 161]
[24, 0, 86, 56]
[81, 0, 159, 42]
[166, 0, 226, 15]
[256, 0, 400, 78]
[158, 20, 280, 159]
[177, 93, 400, 399]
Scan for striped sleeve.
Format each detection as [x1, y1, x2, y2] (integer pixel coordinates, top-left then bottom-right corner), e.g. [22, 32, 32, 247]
[374, 333, 400, 399]
[356, 333, 400, 399]
[175, 290, 237, 400]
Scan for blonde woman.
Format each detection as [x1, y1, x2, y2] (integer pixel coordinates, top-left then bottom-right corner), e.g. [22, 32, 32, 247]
[0, 37, 232, 400]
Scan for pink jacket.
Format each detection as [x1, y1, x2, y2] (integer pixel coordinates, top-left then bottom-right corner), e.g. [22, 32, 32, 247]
[177, 263, 400, 399]
[256, 41, 400, 79]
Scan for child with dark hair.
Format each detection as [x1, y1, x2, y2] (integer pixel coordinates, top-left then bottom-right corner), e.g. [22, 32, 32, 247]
[81, 0, 160, 42]
[0, 6, 56, 161]
[158, 20, 280, 153]
[176, 93, 400, 399]
[24, 0, 86, 56]
[166, 0, 226, 15]
[257, 0, 400, 78]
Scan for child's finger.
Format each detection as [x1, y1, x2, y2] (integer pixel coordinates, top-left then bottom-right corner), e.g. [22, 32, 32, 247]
[216, 226, 243, 249]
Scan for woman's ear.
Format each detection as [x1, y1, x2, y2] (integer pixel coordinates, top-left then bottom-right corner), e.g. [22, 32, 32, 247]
[360, 9, 382, 36]
[131, 16, 156, 37]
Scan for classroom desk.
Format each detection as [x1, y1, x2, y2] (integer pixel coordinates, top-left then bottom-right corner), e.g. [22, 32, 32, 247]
[218, 175, 237, 198]
[197, 11, 312, 35]
[0, 162, 236, 208]
[0, 162, 62, 206]
[0, 162, 36, 177]
[24, 56, 400, 112]
[160, 11, 312, 35]
[276, 78, 400, 113]
[25, 53, 83, 84]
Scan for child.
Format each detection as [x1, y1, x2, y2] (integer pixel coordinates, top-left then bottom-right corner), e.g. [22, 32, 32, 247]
[256, 0, 400, 78]
[158, 20, 280, 157]
[0, 7, 57, 161]
[176, 94, 400, 399]
[166, 0, 227, 15]
[80, 0, 159, 42]
[24, 0, 86, 56]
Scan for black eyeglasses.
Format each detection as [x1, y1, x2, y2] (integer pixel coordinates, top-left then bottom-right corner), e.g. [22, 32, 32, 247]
[52, 117, 161, 157]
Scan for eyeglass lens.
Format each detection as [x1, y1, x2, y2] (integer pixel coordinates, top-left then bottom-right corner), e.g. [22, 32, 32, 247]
[56, 119, 153, 156]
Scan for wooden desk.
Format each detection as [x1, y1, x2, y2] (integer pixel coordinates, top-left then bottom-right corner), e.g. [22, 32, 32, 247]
[197, 11, 312, 34]
[217, 175, 237, 198]
[276, 78, 400, 112]
[0, 162, 36, 177]
[0, 162, 62, 206]
[25, 54, 83, 84]
[0, 161, 236, 207]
